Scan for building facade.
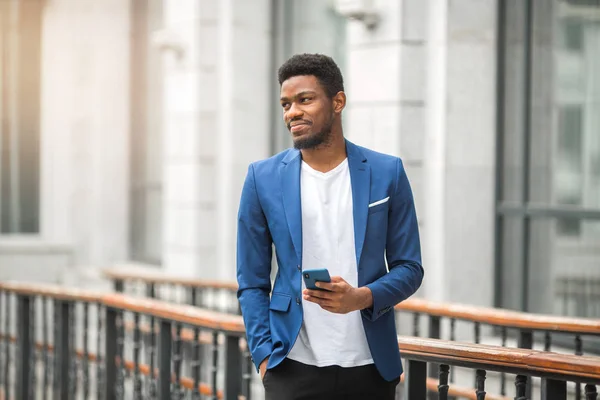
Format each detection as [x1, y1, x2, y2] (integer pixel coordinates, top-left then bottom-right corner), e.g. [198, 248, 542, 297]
[1, 0, 598, 318]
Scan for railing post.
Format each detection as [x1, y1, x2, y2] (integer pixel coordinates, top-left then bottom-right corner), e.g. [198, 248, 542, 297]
[224, 335, 242, 400]
[517, 329, 533, 349]
[241, 344, 253, 400]
[541, 378, 566, 400]
[517, 329, 533, 399]
[146, 283, 156, 299]
[438, 364, 450, 400]
[158, 320, 172, 399]
[428, 315, 441, 400]
[585, 384, 598, 400]
[2, 291, 11, 400]
[104, 307, 118, 400]
[59, 301, 73, 400]
[515, 375, 527, 400]
[16, 295, 31, 400]
[404, 359, 427, 400]
[114, 280, 124, 293]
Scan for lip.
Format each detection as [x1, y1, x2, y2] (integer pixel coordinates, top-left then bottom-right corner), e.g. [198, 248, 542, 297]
[290, 123, 309, 133]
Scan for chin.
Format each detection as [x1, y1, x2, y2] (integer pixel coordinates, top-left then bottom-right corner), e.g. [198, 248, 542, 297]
[293, 136, 324, 150]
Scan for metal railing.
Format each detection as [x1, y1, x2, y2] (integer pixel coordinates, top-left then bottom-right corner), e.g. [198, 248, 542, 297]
[104, 264, 600, 399]
[0, 282, 250, 400]
[1, 281, 599, 400]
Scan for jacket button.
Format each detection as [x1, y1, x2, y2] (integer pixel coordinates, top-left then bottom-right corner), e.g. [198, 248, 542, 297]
[296, 298, 301, 305]
[297, 265, 301, 270]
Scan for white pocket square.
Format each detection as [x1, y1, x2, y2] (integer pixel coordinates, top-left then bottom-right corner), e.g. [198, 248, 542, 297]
[368, 197, 390, 208]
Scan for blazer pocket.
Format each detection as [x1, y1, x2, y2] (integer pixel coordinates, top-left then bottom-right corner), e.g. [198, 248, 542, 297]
[368, 201, 389, 215]
[269, 293, 291, 312]
[368, 197, 389, 208]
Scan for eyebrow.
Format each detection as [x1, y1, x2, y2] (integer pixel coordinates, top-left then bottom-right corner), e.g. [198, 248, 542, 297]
[280, 90, 317, 102]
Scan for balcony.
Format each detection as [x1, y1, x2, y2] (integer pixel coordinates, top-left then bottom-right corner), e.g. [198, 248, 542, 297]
[0, 267, 598, 400]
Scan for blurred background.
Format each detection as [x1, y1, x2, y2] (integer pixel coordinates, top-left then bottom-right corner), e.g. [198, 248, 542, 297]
[0, 0, 598, 320]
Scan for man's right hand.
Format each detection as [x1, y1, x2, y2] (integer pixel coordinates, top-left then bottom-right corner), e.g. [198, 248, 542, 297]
[260, 358, 269, 381]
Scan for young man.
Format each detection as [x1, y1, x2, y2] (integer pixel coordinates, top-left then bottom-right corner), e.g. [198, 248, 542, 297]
[236, 53, 423, 400]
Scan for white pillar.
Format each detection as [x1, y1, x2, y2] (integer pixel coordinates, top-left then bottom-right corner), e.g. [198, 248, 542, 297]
[161, 0, 205, 278]
[423, 0, 448, 302]
[216, 0, 235, 281]
[213, 0, 271, 281]
[40, 0, 130, 269]
[161, 0, 271, 280]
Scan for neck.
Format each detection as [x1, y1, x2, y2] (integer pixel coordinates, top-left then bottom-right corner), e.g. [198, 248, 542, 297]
[300, 130, 347, 173]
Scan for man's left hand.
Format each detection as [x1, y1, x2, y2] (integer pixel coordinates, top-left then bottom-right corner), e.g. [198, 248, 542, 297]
[303, 276, 373, 314]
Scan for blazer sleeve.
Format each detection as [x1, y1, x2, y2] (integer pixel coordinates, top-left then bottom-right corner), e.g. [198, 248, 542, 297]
[362, 158, 424, 321]
[236, 164, 274, 371]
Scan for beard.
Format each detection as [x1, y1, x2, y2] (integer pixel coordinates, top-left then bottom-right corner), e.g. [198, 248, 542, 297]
[292, 115, 335, 150]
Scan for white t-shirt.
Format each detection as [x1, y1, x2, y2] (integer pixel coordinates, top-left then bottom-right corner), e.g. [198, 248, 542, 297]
[287, 158, 373, 367]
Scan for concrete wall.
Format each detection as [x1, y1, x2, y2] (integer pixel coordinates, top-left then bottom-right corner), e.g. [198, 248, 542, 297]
[345, 0, 497, 307]
[443, 0, 497, 306]
[160, 0, 272, 280]
[2, 0, 500, 309]
[0, 238, 73, 284]
[35, 0, 130, 286]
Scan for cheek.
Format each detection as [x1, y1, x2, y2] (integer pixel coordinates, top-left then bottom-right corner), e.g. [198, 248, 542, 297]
[309, 106, 327, 124]
[313, 113, 331, 129]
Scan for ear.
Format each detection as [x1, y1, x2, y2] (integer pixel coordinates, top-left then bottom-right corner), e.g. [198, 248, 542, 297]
[332, 91, 346, 114]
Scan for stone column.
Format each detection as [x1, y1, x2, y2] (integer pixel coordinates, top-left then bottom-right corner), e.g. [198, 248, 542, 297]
[161, 0, 271, 280]
[39, 0, 131, 272]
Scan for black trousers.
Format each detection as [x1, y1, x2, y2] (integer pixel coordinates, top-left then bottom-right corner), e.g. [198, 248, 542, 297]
[262, 358, 400, 400]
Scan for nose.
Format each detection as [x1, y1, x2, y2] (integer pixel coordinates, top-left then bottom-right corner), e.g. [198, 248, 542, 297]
[286, 102, 303, 120]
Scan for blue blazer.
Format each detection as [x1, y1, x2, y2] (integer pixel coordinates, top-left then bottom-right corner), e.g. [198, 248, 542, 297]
[236, 140, 424, 381]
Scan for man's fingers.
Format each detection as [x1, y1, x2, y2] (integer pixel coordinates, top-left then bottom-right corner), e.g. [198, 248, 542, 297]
[315, 278, 348, 291]
[314, 281, 336, 291]
[321, 305, 347, 314]
[304, 294, 334, 307]
[304, 296, 346, 314]
[304, 289, 335, 299]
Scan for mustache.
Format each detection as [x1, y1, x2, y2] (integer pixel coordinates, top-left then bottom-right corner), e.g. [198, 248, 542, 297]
[287, 119, 312, 130]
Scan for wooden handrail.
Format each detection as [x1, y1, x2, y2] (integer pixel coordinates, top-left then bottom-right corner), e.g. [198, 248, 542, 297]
[102, 265, 600, 335]
[103, 263, 238, 290]
[0, 281, 245, 335]
[0, 281, 102, 303]
[102, 293, 245, 333]
[395, 298, 600, 335]
[398, 336, 600, 383]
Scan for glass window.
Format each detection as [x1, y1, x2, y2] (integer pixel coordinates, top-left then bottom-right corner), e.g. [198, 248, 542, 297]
[496, 0, 600, 318]
[0, 1, 42, 234]
[270, 0, 347, 154]
[129, 0, 164, 264]
[556, 105, 584, 236]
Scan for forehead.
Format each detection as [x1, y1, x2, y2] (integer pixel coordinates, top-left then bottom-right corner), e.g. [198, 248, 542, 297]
[280, 75, 324, 97]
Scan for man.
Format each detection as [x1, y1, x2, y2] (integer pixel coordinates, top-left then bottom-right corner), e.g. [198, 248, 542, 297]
[236, 53, 423, 399]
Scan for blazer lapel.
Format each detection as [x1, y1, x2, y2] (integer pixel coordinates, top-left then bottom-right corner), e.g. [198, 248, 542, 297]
[280, 149, 303, 264]
[347, 141, 370, 267]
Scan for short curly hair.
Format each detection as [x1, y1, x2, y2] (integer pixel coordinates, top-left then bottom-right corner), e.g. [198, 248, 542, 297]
[278, 53, 344, 99]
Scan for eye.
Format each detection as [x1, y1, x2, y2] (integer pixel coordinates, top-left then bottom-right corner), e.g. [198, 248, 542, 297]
[281, 102, 290, 110]
[300, 97, 312, 103]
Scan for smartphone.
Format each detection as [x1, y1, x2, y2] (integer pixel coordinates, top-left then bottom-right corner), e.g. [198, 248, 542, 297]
[302, 268, 331, 291]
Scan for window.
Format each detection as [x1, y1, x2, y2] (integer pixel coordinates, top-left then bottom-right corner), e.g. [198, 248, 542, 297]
[129, 0, 164, 264]
[269, 0, 347, 154]
[0, 1, 42, 234]
[556, 105, 583, 236]
[495, 0, 600, 318]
